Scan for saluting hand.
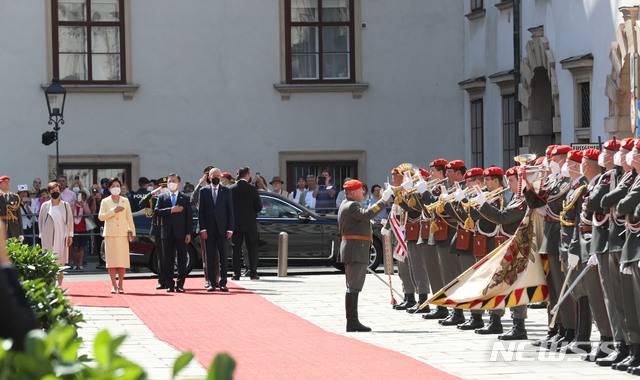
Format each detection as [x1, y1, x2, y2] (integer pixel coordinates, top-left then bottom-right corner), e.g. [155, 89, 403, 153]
[171, 205, 184, 214]
[114, 206, 125, 213]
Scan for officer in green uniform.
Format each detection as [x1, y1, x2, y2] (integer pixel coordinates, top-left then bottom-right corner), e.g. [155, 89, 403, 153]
[0, 176, 23, 240]
[338, 179, 392, 332]
[476, 166, 529, 340]
[140, 177, 168, 289]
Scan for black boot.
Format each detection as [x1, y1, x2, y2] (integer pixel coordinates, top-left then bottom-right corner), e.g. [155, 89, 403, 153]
[407, 294, 429, 314]
[613, 343, 640, 371]
[458, 313, 484, 330]
[566, 298, 592, 354]
[345, 293, 371, 332]
[582, 338, 613, 362]
[498, 318, 527, 340]
[422, 306, 449, 320]
[528, 301, 548, 309]
[475, 314, 503, 335]
[596, 341, 629, 367]
[439, 308, 465, 326]
[544, 326, 566, 350]
[552, 328, 575, 352]
[532, 326, 558, 347]
[393, 293, 416, 311]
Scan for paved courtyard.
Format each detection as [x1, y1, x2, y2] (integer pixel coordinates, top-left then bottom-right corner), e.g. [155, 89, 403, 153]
[74, 271, 635, 380]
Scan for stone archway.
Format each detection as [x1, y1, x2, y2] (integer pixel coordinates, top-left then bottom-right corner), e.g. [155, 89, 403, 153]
[605, 6, 639, 138]
[517, 26, 561, 155]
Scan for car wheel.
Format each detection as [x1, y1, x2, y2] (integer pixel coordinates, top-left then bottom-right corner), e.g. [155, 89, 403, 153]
[368, 237, 383, 270]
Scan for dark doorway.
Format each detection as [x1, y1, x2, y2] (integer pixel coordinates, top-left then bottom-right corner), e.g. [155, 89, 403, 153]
[527, 67, 556, 155]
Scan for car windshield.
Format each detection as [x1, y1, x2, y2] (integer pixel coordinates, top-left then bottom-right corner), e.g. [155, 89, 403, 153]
[259, 196, 301, 219]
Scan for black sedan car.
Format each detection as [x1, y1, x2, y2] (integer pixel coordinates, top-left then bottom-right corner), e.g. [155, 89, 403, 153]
[109, 193, 384, 274]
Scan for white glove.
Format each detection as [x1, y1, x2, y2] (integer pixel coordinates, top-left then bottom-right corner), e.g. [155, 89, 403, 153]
[381, 226, 391, 236]
[454, 189, 465, 202]
[416, 180, 428, 194]
[381, 187, 394, 202]
[638, 261, 640, 269]
[475, 191, 486, 207]
[587, 254, 598, 267]
[567, 254, 579, 269]
[401, 179, 413, 192]
[439, 185, 448, 197]
[620, 263, 633, 275]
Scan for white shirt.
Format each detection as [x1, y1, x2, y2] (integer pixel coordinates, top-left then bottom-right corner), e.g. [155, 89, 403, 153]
[304, 191, 316, 209]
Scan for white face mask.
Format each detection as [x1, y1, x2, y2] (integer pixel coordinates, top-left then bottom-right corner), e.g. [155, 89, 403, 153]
[560, 163, 570, 178]
[626, 151, 635, 167]
[72, 186, 80, 193]
[598, 153, 608, 168]
[167, 182, 179, 192]
[614, 151, 623, 167]
[110, 187, 121, 196]
[549, 160, 560, 175]
[146, 186, 154, 192]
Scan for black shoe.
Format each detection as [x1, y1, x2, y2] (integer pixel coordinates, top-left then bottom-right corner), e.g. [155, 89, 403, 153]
[565, 341, 592, 355]
[204, 282, 210, 289]
[531, 327, 558, 347]
[156, 284, 167, 290]
[583, 339, 612, 362]
[458, 314, 484, 330]
[544, 327, 567, 350]
[394, 294, 416, 311]
[528, 301, 548, 309]
[167, 287, 175, 293]
[345, 292, 371, 332]
[219, 286, 229, 292]
[206, 286, 216, 292]
[596, 341, 629, 367]
[242, 269, 250, 277]
[498, 318, 527, 340]
[630, 366, 640, 376]
[422, 306, 449, 320]
[231, 276, 240, 281]
[439, 310, 465, 326]
[250, 275, 260, 280]
[613, 344, 640, 371]
[175, 287, 185, 293]
[475, 315, 503, 335]
[551, 329, 575, 352]
[407, 294, 429, 314]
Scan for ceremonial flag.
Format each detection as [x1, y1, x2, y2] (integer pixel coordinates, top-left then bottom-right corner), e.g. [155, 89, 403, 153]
[388, 204, 407, 262]
[424, 211, 548, 311]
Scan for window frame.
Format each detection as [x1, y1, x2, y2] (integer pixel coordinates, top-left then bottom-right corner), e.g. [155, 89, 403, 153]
[501, 94, 518, 169]
[470, 98, 484, 167]
[284, 0, 356, 84]
[52, 0, 127, 84]
[470, 0, 484, 12]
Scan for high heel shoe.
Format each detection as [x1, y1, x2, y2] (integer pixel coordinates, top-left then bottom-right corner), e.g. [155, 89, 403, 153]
[110, 287, 117, 294]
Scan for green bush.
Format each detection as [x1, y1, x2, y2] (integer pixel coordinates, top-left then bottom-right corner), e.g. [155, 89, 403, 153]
[0, 326, 236, 380]
[6, 239, 83, 330]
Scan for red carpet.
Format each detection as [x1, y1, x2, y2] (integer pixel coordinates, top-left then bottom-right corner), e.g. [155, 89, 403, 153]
[66, 278, 458, 380]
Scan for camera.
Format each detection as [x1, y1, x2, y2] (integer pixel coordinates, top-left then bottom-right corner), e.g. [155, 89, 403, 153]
[317, 176, 326, 186]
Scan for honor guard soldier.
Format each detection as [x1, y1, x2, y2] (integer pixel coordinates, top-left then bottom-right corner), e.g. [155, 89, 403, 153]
[475, 166, 529, 340]
[560, 150, 613, 355]
[442, 167, 485, 330]
[597, 139, 637, 366]
[140, 177, 168, 289]
[524, 145, 576, 349]
[338, 179, 391, 332]
[614, 140, 640, 373]
[394, 164, 433, 314]
[387, 166, 418, 311]
[0, 176, 23, 241]
[466, 166, 507, 335]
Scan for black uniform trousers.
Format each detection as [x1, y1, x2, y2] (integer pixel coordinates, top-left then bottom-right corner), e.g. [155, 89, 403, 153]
[161, 236, 187, 288]
[206, 233, 228, 287]
[232, 230, 258, 277]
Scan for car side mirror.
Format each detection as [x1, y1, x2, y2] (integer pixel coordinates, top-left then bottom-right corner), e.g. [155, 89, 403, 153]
[298, 212, 311, 222]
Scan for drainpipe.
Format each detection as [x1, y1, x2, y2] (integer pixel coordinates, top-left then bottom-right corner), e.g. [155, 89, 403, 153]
[513, 0, 522, 153]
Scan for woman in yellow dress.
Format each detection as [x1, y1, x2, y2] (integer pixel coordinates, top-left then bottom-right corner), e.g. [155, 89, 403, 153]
[98, 178, 136, 294]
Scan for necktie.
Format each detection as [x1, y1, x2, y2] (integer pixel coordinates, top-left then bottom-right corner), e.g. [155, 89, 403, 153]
[171, 193, 177, 207]
[213, 188, 218, 205]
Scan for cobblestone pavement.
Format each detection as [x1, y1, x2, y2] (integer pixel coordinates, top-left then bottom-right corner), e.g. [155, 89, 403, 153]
[238, 274, 635, 380]
[77, 306, 207, 380]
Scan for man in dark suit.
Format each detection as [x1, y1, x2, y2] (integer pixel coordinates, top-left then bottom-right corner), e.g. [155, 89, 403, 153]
[199, 168, 234, 292]
[155, 174, 193, 293]
[229, 167, 263, 280]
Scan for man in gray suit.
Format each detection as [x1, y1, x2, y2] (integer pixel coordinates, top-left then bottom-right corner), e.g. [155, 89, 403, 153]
[338, 179, 392, 332]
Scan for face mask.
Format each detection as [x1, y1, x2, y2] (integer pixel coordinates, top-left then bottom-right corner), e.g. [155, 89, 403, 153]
[51, 191, 60, 199]
[549, 160, 560, 175]
[167, 182, 179, 192]
[614, 151, 623, 167]
[560, 163, 570, 178]
[110, 187, 121, 196]
[211, 177, 220, 186]
[146, 186, 154, 192]
[22, 197, 30, 203]
[597, 153, 606, 168]
[72, 187, 80, 193]
[626, 151, 635, 167]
